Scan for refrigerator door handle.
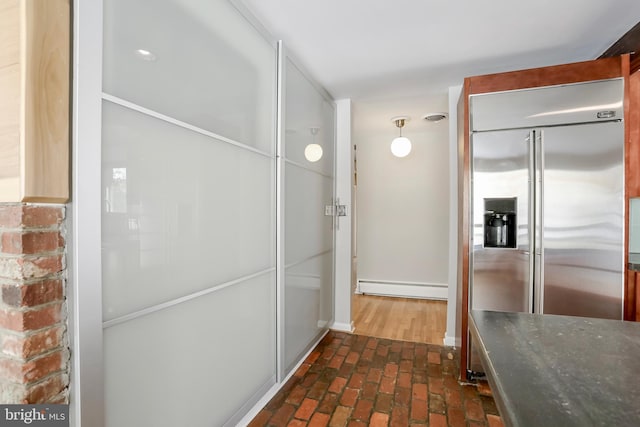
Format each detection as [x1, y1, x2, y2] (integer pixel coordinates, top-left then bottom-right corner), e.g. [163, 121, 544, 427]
[534, 129, 545, 314]
[527, 130, 536, 314]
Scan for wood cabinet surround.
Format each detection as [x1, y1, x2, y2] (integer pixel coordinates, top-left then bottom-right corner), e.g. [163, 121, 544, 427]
[627, 270, 640, 321]
[630, 70, 640, 199]
[0, 0, 70, 203]
[630, 69, 640, 320]
[458, 55, 632, 382]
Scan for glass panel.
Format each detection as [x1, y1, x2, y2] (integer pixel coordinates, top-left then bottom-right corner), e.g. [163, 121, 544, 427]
[284, 165, 334, 259]
[102, 2, 276, 424]
[103, 0, 275, 152]
[284, 252, 333, 368]
[284, 59, 334, 177]
[104, 273, 275, 427]
[102, 101, 274, 321]
[282, 59, 335, 373]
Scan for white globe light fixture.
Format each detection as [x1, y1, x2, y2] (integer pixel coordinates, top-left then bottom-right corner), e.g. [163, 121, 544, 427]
[390, 117, 411, 158]
[304, 126, 323, 162]
[304, 143, 323, 162]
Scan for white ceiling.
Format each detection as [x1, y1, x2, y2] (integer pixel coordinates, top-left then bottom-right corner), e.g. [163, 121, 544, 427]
[239, 0, 640, 104]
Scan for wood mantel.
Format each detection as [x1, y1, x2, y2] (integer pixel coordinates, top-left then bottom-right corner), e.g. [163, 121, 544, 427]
[0, 0, 70, 203]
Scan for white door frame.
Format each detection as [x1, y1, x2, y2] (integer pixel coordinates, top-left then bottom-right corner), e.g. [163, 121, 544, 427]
[70, 0, 105, 426]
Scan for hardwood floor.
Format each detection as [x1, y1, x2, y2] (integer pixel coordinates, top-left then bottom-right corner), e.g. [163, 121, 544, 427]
[352, 294, 447, 344]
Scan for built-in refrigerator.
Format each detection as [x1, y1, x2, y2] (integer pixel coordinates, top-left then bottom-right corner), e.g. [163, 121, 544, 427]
[468, 78, 625, 373]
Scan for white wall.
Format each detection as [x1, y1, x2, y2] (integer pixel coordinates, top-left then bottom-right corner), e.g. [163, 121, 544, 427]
[445, 85, 462, 346]
[354, 97, 450, 298]
[333, 99, 353, 332]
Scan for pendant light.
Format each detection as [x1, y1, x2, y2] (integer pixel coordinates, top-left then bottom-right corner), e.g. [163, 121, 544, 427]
[390, 116, 411, 158]
[304, 127, 323, 162]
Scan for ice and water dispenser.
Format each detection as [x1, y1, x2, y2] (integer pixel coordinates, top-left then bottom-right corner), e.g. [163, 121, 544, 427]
[483, 198, 516, 248]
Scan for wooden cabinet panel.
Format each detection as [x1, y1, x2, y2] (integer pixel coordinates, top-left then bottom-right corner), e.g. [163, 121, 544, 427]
[0, 0, 19, 69]
[0, 64, 20, 182]
[22, 0, 69, 202]
[629, 71, 640, 198]
[0, 0, 69, 203]
[627, 71, 640, 322]
[626, 269, 637, 321]
[467, 57, 626, 95]
[636, 271, 640, 322]
[0, 1, 20, 201]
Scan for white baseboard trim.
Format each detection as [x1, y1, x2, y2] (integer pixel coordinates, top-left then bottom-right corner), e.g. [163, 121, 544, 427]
[444, 333, 460, 347]
[236, 329, 330, 427]
[356, 279, 448, 300]
[227, 377, 277, 427]
[330, 321, 355, 333]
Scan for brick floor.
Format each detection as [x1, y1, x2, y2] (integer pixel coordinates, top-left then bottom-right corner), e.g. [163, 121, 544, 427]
[249, 332, 505, 427]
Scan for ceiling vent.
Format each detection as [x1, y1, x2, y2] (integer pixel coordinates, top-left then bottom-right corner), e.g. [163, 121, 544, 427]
[423, 112, 447, 122]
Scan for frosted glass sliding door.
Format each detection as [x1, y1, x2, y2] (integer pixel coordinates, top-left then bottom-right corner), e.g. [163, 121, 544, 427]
[103, 273, 275, 426]
[282, 58, 336, 374]
[102, 0, 273, 151]
[101, 1, 276, 426]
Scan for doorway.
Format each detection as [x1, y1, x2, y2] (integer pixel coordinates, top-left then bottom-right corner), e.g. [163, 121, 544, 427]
[348, 100, 452, 346]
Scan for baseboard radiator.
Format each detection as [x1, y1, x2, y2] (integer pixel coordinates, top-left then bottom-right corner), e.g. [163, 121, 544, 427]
[356, 279, 448, 300]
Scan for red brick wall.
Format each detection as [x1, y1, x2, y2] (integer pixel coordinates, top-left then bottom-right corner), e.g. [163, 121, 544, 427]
[0, 204, 69, 403]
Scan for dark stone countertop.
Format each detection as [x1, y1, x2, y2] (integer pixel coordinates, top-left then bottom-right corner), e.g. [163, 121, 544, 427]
[469, 310, 640, 427]
[629, 253, 640, 271]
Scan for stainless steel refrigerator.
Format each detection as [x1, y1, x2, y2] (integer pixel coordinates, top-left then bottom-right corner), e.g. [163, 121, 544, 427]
[468, 78, 625, 373]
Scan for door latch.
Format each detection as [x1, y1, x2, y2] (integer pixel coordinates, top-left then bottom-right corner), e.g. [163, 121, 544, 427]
[325, 199, 347, 231]
[325, 200, 347, 217]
